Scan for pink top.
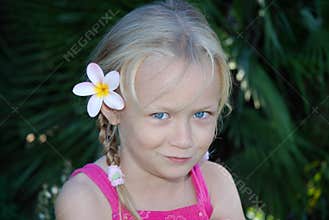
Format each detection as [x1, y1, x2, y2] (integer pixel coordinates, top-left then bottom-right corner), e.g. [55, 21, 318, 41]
[70, 162, 213, 219]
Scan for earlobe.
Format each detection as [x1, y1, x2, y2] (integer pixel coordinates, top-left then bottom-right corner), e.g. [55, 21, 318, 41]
[100, 104, 121, 125]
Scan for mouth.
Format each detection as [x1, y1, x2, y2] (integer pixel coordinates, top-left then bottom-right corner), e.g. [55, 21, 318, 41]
[165, 156, 192, 163]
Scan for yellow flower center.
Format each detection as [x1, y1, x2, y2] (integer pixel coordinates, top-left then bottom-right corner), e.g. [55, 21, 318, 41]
[94, 83, 109, 98]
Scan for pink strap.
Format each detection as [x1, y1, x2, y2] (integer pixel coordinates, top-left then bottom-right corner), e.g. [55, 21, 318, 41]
[69, 162, 213, 218]
[69, 163, 120, 214]
[191, 163, 213, 217]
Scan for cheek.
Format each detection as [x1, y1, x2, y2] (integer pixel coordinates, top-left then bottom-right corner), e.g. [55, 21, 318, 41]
[194, 123, 216, 147]
[138, 125, 167, 148]
[121, 120, 166, 149]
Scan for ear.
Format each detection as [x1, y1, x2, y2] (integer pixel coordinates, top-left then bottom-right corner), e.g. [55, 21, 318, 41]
[100, 104, 121, 125]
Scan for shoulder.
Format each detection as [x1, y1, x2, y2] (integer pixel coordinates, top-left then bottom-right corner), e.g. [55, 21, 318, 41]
[199, 160, 246, 220]
[55, 173, 112, 220]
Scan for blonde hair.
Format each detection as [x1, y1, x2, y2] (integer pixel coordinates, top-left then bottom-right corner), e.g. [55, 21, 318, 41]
[92, 0, 232, 219]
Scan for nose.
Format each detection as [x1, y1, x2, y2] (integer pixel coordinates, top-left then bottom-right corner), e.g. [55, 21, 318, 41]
[170, 120, 193, 149]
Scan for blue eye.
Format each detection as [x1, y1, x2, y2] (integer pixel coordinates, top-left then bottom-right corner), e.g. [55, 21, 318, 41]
[194, 111, 209, 119]
[152, 112, 169, 120]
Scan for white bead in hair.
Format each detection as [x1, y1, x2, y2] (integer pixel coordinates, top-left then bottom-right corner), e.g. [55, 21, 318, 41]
[108, 165, 125, 187]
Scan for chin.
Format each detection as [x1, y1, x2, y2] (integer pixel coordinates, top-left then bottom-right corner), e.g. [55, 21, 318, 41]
[159, 163, 194, 180]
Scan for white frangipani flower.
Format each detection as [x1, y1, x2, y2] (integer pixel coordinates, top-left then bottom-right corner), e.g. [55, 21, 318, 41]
[72, 63, 125, 117]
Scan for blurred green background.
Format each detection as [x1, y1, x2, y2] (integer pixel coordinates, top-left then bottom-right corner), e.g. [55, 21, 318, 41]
[0, 0, 328, 219]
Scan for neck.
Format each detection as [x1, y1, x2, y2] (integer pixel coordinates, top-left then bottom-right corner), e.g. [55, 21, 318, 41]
[117, 146, 196, 210]
[119, 146, 188, 194]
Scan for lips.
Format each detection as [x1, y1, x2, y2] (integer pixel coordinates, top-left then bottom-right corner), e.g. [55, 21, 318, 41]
[165, 156, 192, 163]
[167, 156, 191, 159]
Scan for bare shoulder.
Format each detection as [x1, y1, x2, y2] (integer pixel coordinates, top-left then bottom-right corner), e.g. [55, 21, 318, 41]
[199, 160, 246, 220]
[55, 173, 112, 220]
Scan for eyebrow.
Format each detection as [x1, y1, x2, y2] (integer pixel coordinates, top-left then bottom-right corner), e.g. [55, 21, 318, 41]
[148, 104, 218, 112]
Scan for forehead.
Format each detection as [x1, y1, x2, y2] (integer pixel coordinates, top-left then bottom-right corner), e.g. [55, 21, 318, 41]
[134, 55, 220, 111]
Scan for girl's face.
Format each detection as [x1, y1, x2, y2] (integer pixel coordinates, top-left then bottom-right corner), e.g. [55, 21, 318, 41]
[117, 55, 221, 180]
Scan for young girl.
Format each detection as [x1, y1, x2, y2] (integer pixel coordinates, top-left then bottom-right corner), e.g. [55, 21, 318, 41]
[55, 0, 245, 219]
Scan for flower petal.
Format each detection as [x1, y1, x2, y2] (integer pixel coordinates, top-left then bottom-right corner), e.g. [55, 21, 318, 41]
[87, 95, 103, 117]
[103, 92, 125, 110]
[104, 71, 120, 91]
[72, 82, 95, 96]
[87, 63, 104, 85]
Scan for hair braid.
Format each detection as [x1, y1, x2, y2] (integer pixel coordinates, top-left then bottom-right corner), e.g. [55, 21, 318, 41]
[97, 114, 120, 165]
[97, 113, 141, 220]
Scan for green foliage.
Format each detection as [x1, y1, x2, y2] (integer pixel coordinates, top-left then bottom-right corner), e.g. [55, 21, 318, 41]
[0, 0, 328, 219]
[0, 177, 28, 220]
